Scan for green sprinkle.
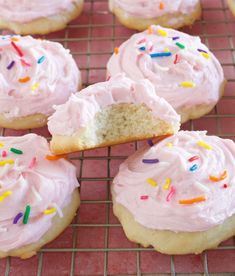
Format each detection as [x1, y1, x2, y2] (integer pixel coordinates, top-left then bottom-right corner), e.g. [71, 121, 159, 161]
[23, 205, 31, 224]
[175, 42, 185, 49]
[10, 148, 23, 154]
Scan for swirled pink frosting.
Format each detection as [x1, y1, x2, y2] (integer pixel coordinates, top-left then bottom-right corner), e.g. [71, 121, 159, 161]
[0, 35, 80, 119]
[48, 74, 180, 136]
[0, 134, 79, 252]
[109, 0, 200, 19]
[0, 0, 83, 23]
[107, 25, 224, 117]
[112, 131, 235, 232]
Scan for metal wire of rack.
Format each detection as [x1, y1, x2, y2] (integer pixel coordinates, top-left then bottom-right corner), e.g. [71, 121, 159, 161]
[0, 0, 235, 275]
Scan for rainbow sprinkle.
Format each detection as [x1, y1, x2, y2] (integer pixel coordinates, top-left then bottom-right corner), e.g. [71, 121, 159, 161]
[37, 56, 46, 64]
[137, 38, 146, 45]
[147, 178, 157, 187]
[188, 155, 199, 162]
[140, 195, 149, 200]
[147, 139, 154, 147]
[139, 46, 146, 51]
[0, 191, 12, 202]
[197, 49, 208, 53]
[29, 157, 37, 169]
[166, 143, 173, 148]
[166, 186, 176, 202]
[150, 52, 172, 58]
[174, 54, 179, 64]
[0, 159, 14, 166]
[223, 184, 228, 189]
[159, 1, 165, 9]
[209, 170, 228, 182]
[172, 36, 180, 41]
[175, 42, 185, 49]
[179, 196, 206, 205]
[23, 205, 31, 224]
[163, 178, 171, 190]
[7, 60, 15, 70]
[2, 151, 7, 158]
[11, 41, 23, 57]
[114, 47, 119, 54]
[147, 26, 153, 34]
[31, 83, 40, 91]
[46, 154, 67, 161]
[157, 29, 168, 37]
[0, 143, 4, 148]
[21, 59, 31, 67]
[189, 164, 198, 172]
[18, 76, 31, 83]
[44, 207, 57, 215]
[13, 212, 23, 224]
[180, 81, 196, 88]
[197, 140, 212, 150]
[142, 158, 159, 164]
[10, 147, 23, 154]
[201, 52, 210, 59]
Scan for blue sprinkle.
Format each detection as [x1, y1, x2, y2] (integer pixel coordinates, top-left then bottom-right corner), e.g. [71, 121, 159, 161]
[142, 159, 159, 164]
[147, 139, 154, 147]
[37, 56, 46, 64]
[189, 164, 198, 172]
[150, 52, 172, 58]
[139, 46, 146, 51]
[172, 36, 180, 41]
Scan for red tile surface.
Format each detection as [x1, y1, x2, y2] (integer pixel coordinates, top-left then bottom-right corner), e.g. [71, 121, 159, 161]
[0, 0, 235, 275]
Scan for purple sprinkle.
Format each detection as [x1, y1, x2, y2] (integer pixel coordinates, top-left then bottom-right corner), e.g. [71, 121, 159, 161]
[172, 36, 180, 40]
[7, 60, 15, 70]
[147, 139, 154, 147]
[197, 49, 208, 54]
[13, 212, 23, 224]
[142, 159, 159, 164]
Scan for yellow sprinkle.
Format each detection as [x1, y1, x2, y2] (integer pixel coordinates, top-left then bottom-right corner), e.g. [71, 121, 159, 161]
[31, 83, 40, 91]
[44, 207, 57, 215]
[0, 142, 4, 148]
[201, 52, 210, 59]
[157, 29, 168, 37]
[147, 26, 153, 34]
[11, 37, 19, 42]
[166, 143, 173, 148]
[0, 191, 12, 202]
[197, 140, 212, 150]
[163, 178, 171, 190]
[147, 178, 157, 187]
[164, 47, 170, 52]
[0, 159, 14, 166]
[180, 81, 196, 88]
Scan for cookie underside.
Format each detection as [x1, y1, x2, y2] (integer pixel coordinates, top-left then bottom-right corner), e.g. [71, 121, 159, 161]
[50, 103, 180, 154]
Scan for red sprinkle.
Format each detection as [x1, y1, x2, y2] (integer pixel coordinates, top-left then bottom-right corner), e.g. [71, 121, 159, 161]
[137, 38, 146, 45]
[29, 157, 37, 169]
[166, 186, 176, 202]
[223, 184, 228, 189]
[174, 54, 179, 64]
[106, 75, 111, 81]
[2, 151, 7, 158]
[188, 155, 200, 162]
[11, 41, 23, 57]
[140, 195, 149, 200]
[21, 59, 31, 67]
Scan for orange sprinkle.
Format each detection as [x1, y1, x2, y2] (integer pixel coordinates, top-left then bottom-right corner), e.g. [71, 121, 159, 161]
[114, 47, 119, 55]
[11, 37, 19, 42]
[159, 1, 165, 10]
[209, 170, 228, 182]
[147, 26, 153, 34]
[18, 76, 31, 83]
[46, 154, 68, 161]
[179, 196, 206, 205]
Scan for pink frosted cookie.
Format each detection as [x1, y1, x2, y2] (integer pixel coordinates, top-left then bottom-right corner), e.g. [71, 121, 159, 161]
[0, 0, 84, 35]
[112, 131, 235, 254]
[0, 134, 80, 259]
[48, 74, 180, 154]
[107, 25, 225, 123]
[0, 35, 81, 129]
[109, 0, 201, 30]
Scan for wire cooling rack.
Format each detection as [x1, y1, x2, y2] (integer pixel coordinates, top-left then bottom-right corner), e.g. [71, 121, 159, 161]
[0, 0, 235, 275]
